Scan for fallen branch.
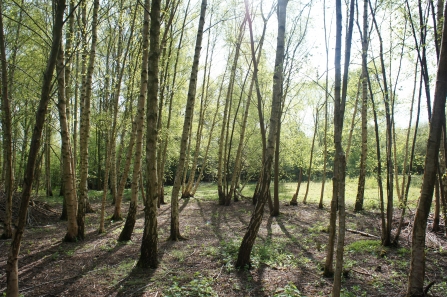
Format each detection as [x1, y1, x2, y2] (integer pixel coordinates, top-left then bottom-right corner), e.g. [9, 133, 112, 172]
[346, 228, 380, 239]
[351, 267, 375, 277]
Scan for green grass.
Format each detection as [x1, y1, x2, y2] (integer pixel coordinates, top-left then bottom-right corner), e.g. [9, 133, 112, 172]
[237, 175, 422, 210]
[39, 175, 423, 212]
[346, 239, 382, 254]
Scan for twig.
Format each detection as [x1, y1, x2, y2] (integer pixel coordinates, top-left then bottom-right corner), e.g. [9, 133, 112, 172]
[351, 267, 375, 277]
[213, 264, 224, 280]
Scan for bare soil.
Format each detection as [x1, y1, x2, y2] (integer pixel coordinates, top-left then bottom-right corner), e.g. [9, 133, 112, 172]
[1, 192, 446, 296]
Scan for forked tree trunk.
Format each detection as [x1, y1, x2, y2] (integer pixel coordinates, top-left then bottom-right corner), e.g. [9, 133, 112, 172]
[183, 18, 214, 198]
[56, 41, 78, 242]
[393, 59, 421, 244]
[407, 4, 447, 295]
[169, 0, 207, 240]
[217, 18, 245, 205]
[5, 1, 65, 294]
[370, 2, 394, 246]
[110, 7, 136, 220]
[0, 0, 13, 240]
[158, 0, 191, 205]
[119, 0, 150, 242]
[331, 0, 354, 291]
[236, 0, 287, 268]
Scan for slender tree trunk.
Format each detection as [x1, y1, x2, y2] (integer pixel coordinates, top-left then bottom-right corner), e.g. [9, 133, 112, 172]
[394, 60, 421, 244]
[119, 0, 149, 242]
[45, 122, 53, 197]
[169, 0, 207, 240]
[0, 0, 13, 239]
[354, 0, 369, 212]
[158, 0, 191, 204]
[345, 79, 361, 162]
[138, 0, 163, 268]
[183, 16, 214, 198]
[77, 0, 99, 240]
[331, 0, 354, 291]
[303, 109, 318, 204]
[407, 4, 447, 295]
[56, 41, 78, 242]
[5, 1, 65, 294]
[290, 168, 302, 206]
[217, 18, 245, 205]
[370, 3, 394, 246]
[236, 0, 287, 268]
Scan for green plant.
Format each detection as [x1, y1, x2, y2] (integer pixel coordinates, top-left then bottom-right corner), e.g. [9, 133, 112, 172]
[273, 282, 302, 297]
[165, 272, 217, 297]
[346, 240, 381, 255]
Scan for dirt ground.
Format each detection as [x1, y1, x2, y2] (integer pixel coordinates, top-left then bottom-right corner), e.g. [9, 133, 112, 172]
[0, 192, 446, 296]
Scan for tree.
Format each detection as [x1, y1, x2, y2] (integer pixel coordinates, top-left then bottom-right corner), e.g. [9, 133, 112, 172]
[119, 0, 149, 242]
[5, 0, 65, 294]
[0, 0, 14, 240]
[168, 0, 207, 241]
[407, 3, 447, 295]
[77, 0, 99, 240]
[354, 0, 368, 212]
[138, 0, 163, 268]
[236, 0, 288, 268]
[56, 40, 78, 242]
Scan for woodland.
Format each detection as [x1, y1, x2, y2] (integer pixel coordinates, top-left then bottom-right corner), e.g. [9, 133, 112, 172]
[0, 0, 446, 296]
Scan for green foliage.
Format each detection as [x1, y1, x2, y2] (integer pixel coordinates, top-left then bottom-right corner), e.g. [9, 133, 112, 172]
[273, 282, 303, 297]
[346, 240, 382, 255]
[252, 239, 297, 268]
[166, 272, 217, 297]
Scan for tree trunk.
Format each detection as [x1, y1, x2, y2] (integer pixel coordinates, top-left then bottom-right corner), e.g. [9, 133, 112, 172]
[303, 109, 318, 204]
[370, 2, 394, 246]
[45, 122, 53, 197]
[290, 168, 302, 206]
[168, 0, 207, 241]
[407, 3, 447, 294]
[5, 1, 65, 294]
[77, 0, 99, 240]
[158, 0, 191, 205]
[217, 17, 245, 205]
[0, 0, 13, 240]
[236, 0, 287, 268]
[138, 0, 163, 268]
[120, 0, 150, 242]
[354, 0, 369, 212]
[393, 59, 421, 244]
[56, 41, 78, 242]
[183, 17, 214, 198]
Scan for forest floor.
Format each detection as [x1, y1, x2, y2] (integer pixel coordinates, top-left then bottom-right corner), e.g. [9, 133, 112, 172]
[0, 185, 447, 296]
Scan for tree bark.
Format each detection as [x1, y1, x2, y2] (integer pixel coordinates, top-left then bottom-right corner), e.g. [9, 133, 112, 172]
[0, 0, 13, 240]
[77, 0, 99, 240]
[5, 1, 65, 294]
[168, 0, 207, 241]
[407, 3, 447, 295]
[56, 41, 78, 242]
[236, 0, 287, 268]
[354, 0, 369, 212]
[120, 0, 150, 242]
